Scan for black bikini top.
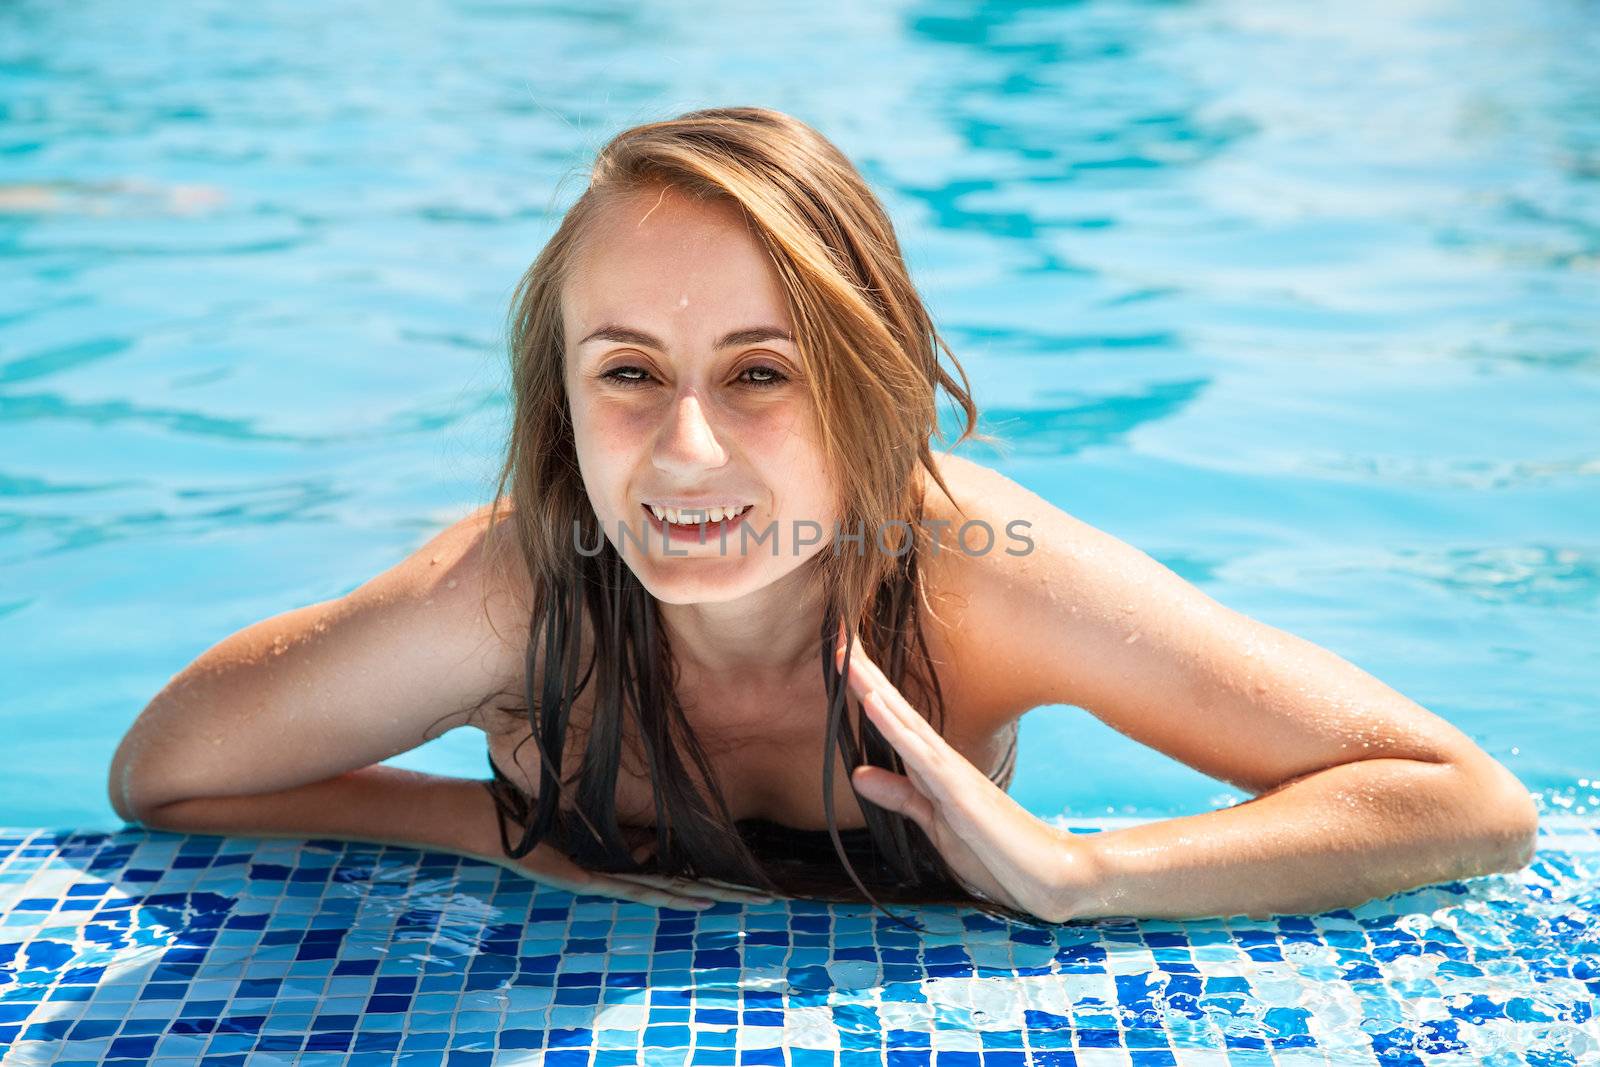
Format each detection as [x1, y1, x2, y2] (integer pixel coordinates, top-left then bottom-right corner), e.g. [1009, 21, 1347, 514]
[486, 716, 1019, 852]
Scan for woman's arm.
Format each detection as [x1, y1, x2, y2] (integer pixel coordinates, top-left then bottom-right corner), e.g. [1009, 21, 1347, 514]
[109, 504, 766, 910]
[925, 454, 1538, 921]
[1054, 757, 1534, 922]
[108, 502, 529, 822]
[134, 762, 766, 910]
[133, 763, 509, 859]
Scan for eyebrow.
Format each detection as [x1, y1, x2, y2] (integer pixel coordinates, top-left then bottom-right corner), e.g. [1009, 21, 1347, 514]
[577, 324, 795, 350]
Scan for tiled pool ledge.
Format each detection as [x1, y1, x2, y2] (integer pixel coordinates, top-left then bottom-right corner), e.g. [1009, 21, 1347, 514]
[0, 818, 1595, 1067]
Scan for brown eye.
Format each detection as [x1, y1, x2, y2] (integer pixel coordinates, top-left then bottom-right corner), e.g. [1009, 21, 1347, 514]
[602, 366, 653, 387]
[739, 364, 788, 389]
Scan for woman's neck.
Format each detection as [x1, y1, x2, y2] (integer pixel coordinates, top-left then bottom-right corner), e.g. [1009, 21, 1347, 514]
[656, 564, 829, 694]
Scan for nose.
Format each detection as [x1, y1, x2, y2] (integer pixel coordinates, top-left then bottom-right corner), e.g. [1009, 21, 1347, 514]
[652, 388, 728, 477]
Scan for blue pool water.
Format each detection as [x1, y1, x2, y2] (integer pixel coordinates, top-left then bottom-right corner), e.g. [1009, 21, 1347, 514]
[2, 1, 1598, 1064]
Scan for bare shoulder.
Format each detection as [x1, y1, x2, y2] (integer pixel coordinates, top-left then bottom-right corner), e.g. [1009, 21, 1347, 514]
[919, 449, 1105, 592]
[347, 498, 536, 729]
[109, 499, 541, 819]
[915, 454, 1532, 808]
[922, 451, 1101, 546]
[916, 451, 1179, 719]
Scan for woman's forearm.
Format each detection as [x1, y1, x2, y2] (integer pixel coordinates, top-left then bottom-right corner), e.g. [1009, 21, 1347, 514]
[1063, 757, 1538, 921]
[131, 764, 509, 864]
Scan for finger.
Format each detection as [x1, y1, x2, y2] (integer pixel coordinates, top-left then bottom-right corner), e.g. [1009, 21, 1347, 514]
[834, 616, 870, 673]
[841, 643, 876, 699]
[849, 765, 1021, 913]
[847, 765, 1014, 912]
[841, 637, 892, 691]
[851, 764, 936, 830]
[862, 693, 1027, 863]
[859, 689, 977, 811]
[841, 652, 930, 746]
[695, 874, 780, 897]
[852, 664, 969, 768]
[512, 845, 717, 910]
[513, 846, 608, 895]
[622, 847, 738, 895]
[834, 651, 1006, 829]
[857, 687, 950, 793]
[859, 688, 938, 765]
[610, 871, 775, 905]
[579, 872, 720, 910]
[841, 654, 943, 755]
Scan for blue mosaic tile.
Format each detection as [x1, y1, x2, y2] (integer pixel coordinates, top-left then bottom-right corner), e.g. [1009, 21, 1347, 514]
[1, 818, 1596, 1065]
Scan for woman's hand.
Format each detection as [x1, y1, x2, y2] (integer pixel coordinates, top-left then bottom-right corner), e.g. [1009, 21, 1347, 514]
[498, 837, 777, 912]
[836, 622, 1100, 923]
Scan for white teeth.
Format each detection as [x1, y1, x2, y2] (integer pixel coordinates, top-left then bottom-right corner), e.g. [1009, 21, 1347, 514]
[646, 503, 749, 525]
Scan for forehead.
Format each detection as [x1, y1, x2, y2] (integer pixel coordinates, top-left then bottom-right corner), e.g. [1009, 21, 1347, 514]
[562, 185, 794, 344]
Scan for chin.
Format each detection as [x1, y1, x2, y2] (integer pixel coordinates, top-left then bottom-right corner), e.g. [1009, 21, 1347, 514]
[629, 561, 768, 604]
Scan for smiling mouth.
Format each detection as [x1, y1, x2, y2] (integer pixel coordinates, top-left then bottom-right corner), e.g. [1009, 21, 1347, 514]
[641, 503, 754, 527]
[639, 503, 757, 542]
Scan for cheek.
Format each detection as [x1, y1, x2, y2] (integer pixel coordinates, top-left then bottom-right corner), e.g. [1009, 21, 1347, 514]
[742, 400, 816, 453]
[574, 396, 647, 453]
[568, 402, 643, 506]
[751, 408, 835, 517]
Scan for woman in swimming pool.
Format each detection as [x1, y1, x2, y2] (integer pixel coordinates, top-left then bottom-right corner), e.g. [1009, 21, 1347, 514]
[108, 106, 1537, 929]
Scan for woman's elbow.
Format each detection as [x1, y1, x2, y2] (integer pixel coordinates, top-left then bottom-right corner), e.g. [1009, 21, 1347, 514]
[107, 731, 162, 827]
[107, 765, 149, 827]
[1492, 789, 1539, 873]
[108, 771, 185, 830]
[1464, 764, 1539, 875]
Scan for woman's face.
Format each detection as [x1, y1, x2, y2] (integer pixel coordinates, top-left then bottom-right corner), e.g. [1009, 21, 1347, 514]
[561, 184, 839, 604]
